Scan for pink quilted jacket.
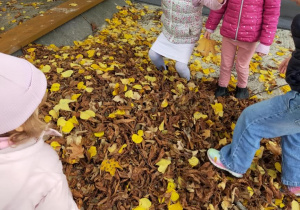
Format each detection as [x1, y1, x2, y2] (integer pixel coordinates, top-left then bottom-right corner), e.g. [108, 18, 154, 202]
[205, 0, 281, 53]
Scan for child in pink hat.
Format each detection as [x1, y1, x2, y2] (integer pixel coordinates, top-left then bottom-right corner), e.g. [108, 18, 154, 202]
[0, 52, 78, 210]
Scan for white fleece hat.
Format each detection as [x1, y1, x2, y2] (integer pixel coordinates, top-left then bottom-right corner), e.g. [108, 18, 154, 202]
[0, 52, 47, 134]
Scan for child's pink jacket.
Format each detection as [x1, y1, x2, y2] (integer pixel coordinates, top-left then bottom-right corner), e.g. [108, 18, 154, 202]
[205, 0, 281, 54]
[0, 130, 78, 210]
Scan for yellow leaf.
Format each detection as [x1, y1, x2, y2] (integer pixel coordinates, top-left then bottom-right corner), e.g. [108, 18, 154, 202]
[276, 51, 285, 56]
[125, 90, 133, 98]
[132, 134, 143, 144]
[40, 64, 51, 73]
[247, 186, 254, 197]
[168, 201, 183, 210]
[156, 158, 171, 173]
[57, 67, 64, 73]
[62, 121, 74, 133]
[50, 83, 60, 92]
[255, 146, 264, 158]
[49, 109, 58, 119]
[54, 99, 75, 112]
[281, 85, 291, 94]
[88, 146, 97, 158]
[77, 82, 86, 90]
[50, 141, 61, 149]
[61, 70, 74, 78]
[211, 103, 223, 117]
[292, 200, 300, 210]
[87, 49, 95, 58]
[71, 94, 81, 100]
[69, 116, 79, 125]
[86, 87, 94, 93]
[159, 120, 164, 131]
[161, 99, 168, 108]
[193, 112, 207, 120]
[44, 115, 52, 123]
[219, 138, 227, 145]
[275, 162, 282, 173]
[188, 156, 199, 167]
[145, 75, 156, 82]
[100, 158, 122, 176]
[267, 169, 277, 179]
[133, 84, 142, 89]
[138, 130, 144, 136]
[132, 207, 145, 210]
[205, 120, 214, 127]
[80, 110, 96, 120]
[231, 123, 235, 130]
[69, 3, 78, 6]
[202, 68, 210, 75]
[94, 131, 104, 138]
[118, 144, 127, 154]
[124, 33, 133, 39]
[171, 191, 180, 202]
[139, 198, 152, 209]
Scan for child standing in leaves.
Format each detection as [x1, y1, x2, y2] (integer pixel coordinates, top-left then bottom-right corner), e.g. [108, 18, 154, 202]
[207, 14, 300, 196]
[148, 0, 225, 81]
[204, 0, 281, 98]
[0, 52, 78, 209]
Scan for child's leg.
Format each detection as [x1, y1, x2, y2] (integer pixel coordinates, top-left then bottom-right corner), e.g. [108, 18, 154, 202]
[148, 49, 167, 70]
[218, 37, 238, 87]
[175, 61, 190, 81]
[281, 133, 300, 188]
[235, 42, 257, 88]
[219, 91, 300, 174]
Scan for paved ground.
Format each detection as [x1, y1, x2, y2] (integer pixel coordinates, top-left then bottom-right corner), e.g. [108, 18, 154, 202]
[0, 0, 127, 55]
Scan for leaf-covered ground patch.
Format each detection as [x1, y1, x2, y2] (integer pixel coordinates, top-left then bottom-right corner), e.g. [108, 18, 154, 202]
[22, 1, 300, 209]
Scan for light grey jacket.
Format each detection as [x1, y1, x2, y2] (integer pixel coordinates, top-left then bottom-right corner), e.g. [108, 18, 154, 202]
[161, 0, 225, 44]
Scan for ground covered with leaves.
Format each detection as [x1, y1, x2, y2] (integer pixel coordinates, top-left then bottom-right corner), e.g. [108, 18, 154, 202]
[22, 2, 300, 210]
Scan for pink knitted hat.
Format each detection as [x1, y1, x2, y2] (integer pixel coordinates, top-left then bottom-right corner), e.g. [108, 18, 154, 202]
[0, 52, 47, 134]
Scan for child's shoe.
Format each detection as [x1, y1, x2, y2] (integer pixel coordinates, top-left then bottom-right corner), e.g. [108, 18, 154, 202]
[235, 87, 249, 99]
[288, 186, 300, 196]
[215, 85, 229, 97]
[207, 148, 243, 178]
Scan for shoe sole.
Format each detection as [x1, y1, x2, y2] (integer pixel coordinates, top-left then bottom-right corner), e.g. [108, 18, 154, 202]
[207, 151, 243, 178]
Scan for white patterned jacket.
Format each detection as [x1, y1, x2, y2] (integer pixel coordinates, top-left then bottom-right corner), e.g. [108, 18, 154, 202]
[161, 0, 225, 44]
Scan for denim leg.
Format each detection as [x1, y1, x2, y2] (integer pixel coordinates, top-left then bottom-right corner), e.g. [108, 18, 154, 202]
[220, 91, 300, 177]
[281, 132, 300, 186]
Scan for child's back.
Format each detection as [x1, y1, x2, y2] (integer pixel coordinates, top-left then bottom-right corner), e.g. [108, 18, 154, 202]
[0, 52, 78, 210]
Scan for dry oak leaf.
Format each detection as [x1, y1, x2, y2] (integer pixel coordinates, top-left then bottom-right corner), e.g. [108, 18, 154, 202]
[67, 143, 84, 160]
[196, 38, 217, 57]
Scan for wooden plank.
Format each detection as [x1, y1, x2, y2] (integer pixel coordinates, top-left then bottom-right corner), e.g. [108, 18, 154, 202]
[0, 0, 105, 54]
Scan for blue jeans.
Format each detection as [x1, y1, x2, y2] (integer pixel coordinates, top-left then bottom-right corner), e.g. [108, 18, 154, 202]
[220, 91, 300, 186]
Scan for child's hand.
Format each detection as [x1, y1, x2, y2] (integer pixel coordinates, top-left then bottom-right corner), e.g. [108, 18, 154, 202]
[192, 0, 201, 7]
[278, 57, 291, 74]
[257, 52, 266, 57]
[204, 31, 211, 39]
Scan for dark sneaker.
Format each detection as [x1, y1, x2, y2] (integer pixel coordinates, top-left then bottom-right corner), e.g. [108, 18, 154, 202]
[215, 85, 229, 97]
[235, 87, 249, 99]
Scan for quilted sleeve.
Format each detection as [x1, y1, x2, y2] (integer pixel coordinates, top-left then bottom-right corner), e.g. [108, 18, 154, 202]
[205, 1, 228, 31]
[259, 0, 281, 46]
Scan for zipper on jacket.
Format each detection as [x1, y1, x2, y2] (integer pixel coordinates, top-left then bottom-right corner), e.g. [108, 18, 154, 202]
[235, 0, 244, 40]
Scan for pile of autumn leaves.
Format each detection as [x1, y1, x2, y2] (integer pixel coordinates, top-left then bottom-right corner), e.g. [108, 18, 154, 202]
[23, 1, 299, 210]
